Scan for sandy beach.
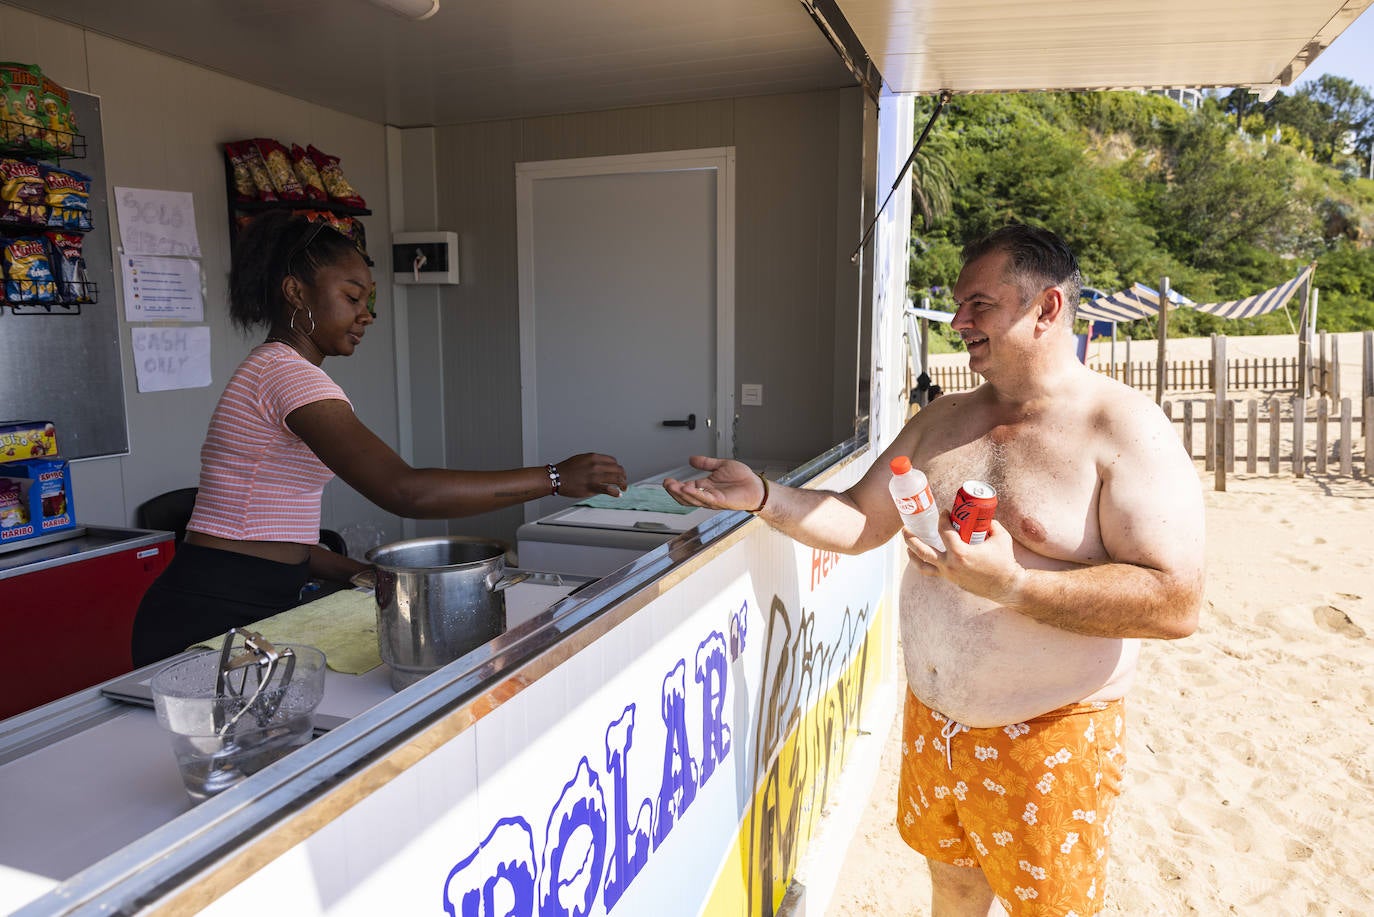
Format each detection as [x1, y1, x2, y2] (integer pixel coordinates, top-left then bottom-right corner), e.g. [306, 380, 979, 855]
[824, 465, 1374, 915]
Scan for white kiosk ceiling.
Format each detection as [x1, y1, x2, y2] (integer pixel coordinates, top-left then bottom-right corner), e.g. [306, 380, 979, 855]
[10, 0, 1371, 124]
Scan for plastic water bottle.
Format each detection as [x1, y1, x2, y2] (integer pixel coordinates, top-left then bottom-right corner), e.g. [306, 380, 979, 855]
[888, 456, 944, 552]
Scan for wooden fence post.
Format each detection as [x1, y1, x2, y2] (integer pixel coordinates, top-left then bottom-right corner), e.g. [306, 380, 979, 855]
[1268, 397, 1281, 474]
[1363, 331, 1373, 436]
[1331, 336, 1341, 403]
[1318, 330, 1328, 396]
[1340, 398, 1353, 477]
[1224, 400, 1236, 474]
[1182, 400, 1194, 457]
[1204, 400, 1215, 472]
[1367, 396, 1374, 478]
[1213, 336, 1227, 489]
[1246, 400, 1258, 473]
[1293, 396, 1306, 477]
[1316, 398, 1329, 474]
[1215, 400, 1228, 491]
[1156, 278, 1170, 405]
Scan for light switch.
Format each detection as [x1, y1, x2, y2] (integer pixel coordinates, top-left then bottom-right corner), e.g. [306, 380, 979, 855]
[741, 383, 763, 406]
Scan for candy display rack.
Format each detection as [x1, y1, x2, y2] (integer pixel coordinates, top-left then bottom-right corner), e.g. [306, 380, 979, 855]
[1, 113, 95, 316]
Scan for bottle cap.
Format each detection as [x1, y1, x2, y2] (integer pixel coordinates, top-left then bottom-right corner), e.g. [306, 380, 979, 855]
[889, 455, 912, 475]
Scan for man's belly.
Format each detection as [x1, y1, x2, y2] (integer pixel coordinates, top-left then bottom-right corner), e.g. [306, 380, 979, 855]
[899, 567, 1139, 727]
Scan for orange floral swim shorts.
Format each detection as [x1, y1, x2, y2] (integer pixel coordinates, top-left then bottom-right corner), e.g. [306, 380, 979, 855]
[898, 691, 1126, 916]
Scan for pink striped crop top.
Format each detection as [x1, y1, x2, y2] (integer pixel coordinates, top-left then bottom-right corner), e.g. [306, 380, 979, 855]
[187, 342, 350, 544]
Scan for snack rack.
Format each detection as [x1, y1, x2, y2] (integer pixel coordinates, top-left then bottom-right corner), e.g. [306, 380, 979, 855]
[221, 147, 372, 251]
[1, 116, 97, 316]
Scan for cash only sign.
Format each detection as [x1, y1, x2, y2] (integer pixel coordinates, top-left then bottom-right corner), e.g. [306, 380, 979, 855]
[173, 456, 896, 917]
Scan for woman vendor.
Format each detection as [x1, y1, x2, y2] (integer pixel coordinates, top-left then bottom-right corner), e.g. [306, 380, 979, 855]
[131, 211, 627, 666]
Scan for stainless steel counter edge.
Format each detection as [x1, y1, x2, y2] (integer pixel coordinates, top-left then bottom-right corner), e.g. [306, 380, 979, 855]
[0, 526, 172, 580]
[13, 436, 871, 917]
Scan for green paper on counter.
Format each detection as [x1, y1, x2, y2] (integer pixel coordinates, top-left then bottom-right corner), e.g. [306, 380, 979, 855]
[195, 588, 381, 675]
[576, 483, 696, 514]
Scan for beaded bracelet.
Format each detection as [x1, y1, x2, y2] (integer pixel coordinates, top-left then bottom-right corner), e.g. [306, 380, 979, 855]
[546, 463, 561, 496]
[749, 470, 770, 514]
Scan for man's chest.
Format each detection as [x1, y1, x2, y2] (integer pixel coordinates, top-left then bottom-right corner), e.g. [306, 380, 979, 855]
[916, 428, 1105, 563]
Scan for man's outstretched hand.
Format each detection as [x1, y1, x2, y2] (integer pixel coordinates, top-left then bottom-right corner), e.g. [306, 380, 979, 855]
[663, 455, 764, 512]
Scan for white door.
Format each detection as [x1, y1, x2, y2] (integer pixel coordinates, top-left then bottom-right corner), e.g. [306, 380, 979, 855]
[517, 149, 735, 521]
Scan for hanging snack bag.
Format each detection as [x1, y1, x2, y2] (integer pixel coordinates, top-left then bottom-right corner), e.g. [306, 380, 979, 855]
[0, 157, 45, 204]
[224, 141, 258, 203]
[46, 232, 93, 304]
[0, 63, 44, 149]
[307, 145, 366, 209]
[0, 199, 46, 227]
[2, 235, 58, 303]
[39, 75, 76, 154]
[290, 143, 327, 202]
[225, 140, 277, 202]
[254, 138, 306, 201]
[41, 165, 90, 211]
[45, 206, 91, 232]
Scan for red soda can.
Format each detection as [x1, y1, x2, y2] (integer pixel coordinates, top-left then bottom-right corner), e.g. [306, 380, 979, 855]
[951, 480, 997, 544]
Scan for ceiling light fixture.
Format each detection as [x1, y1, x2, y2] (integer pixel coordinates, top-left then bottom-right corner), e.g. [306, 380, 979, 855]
[365, 0, 440, 20]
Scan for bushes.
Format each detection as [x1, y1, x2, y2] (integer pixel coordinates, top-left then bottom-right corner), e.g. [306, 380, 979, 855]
[908, 88, 1374, 335]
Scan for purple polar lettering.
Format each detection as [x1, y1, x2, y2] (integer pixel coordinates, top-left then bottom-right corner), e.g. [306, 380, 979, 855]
[602, 705, 651, 910]
[443, 816, 537, 917]
[729, 601, 748, 660]
[695, 631, 730, 788]
[652, 661, 698, 849]
[538, 758, 608, 917]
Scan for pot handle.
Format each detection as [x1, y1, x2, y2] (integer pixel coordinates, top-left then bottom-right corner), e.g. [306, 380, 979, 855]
[491, 571, 532, 592]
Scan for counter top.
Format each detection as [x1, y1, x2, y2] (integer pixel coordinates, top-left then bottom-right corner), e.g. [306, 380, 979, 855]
[0, 571, 589, 901]
[0, 525, 172, 580]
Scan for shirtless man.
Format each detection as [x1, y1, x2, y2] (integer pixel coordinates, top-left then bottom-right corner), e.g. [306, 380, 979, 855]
[664, 224, 1205, 915]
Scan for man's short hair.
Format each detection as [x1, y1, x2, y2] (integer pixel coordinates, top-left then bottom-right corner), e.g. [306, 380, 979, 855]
[962, 224, 1082, 324]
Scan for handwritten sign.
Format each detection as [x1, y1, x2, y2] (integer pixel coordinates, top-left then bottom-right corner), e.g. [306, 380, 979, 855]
[122, 255, 204, 322]
[114, 187, 202, 257]
[132, 325, 211, 392]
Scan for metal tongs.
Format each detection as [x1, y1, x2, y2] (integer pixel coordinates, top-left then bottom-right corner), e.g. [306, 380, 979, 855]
[213, 628, 296, 738]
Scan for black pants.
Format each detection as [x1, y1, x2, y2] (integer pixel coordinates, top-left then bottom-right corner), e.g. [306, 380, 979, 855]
[131, 542, 309, 668]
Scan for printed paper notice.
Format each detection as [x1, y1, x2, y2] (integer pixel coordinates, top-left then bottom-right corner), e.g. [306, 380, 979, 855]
[132, 326, 212, 392]
[114, 187, 202, 257]
[122, 255, 204, 322]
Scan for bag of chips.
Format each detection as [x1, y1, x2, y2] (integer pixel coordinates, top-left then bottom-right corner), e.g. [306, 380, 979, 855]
[2, 235, 57, 303]
[0, 200, 46, 227]
[39, 75, 76, 154]
[290, 143, 327, 201]
[0, 63, 44, 150]
[46, 231, 93, 304]
[225, 140, 277, 202]
[0, 157, 44, 204]
[307, 145, 366, 209]
[41, 165, 90, 211]
[224, 141, 257, 203]
[254, 138, 306, 201]
[45, 206, 91, 232]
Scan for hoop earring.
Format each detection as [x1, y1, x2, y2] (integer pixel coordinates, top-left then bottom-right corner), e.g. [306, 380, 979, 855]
[290, 304, 316, 336]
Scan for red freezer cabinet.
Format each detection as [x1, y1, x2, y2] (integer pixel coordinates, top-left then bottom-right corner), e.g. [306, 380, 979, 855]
[0, 526, 173, 721]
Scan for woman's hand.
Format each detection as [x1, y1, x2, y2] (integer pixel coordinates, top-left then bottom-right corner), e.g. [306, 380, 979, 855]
[554, 453, 628, 498]
[662, 455, 763, 511]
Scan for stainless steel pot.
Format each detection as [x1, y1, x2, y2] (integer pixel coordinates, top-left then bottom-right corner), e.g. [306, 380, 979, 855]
[365, 537, 529, 691]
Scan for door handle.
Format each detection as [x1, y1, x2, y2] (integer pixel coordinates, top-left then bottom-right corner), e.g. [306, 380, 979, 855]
[661, 413, 697, 431]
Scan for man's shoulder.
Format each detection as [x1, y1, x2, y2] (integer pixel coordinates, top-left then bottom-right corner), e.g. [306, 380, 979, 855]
[1077, 367, 1164, 421]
